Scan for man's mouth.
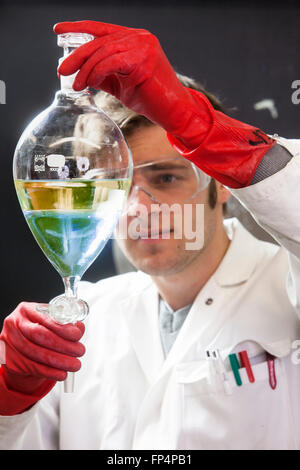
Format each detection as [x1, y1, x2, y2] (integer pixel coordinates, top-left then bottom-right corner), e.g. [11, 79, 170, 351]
[138, 229, 174, 239]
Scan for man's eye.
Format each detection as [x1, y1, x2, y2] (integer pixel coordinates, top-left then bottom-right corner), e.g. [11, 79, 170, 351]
[158, 174, 177, 183]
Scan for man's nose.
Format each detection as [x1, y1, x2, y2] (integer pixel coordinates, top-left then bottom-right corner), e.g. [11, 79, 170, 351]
[126, 186, 160, 215]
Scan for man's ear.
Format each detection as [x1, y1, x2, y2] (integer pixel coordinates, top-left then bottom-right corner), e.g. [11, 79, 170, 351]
[216, 181, 232, 205]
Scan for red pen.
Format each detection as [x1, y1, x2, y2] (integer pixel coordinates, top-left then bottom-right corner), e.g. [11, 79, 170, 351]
[239, 350, 255, 383]
[266, 352, 277, 390]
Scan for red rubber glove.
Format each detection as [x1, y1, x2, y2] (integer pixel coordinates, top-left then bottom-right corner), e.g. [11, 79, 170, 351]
[54, 21, 276, 189]
[0, 302, 85, 416]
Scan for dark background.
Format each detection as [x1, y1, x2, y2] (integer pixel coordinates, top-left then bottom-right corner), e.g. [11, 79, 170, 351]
[0, 0, 299, 327]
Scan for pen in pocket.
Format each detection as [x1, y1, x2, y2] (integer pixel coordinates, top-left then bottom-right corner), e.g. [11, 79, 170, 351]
[266, 352, 277, 390]
[229, 353, 242, 387]
[212, 349, 232, 395]
[205, 350, 217, 386]
[239, 350, 255, 383]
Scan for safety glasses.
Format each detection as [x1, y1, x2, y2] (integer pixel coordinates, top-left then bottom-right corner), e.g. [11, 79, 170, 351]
[127, 157, 211, 205]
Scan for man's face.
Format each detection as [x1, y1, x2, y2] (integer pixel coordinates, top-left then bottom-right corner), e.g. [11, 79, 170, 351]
[116, 125, 220, 277]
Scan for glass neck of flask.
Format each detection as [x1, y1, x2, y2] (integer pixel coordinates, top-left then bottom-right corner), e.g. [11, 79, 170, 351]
[57, 33, 94, 96]
[58, 56, 84, 95]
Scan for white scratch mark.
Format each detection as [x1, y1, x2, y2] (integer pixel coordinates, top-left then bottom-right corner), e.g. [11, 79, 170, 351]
[254, 99, 278, 119]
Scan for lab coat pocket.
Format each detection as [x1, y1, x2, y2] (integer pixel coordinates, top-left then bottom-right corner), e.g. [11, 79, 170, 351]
[175, 358, 297, 450]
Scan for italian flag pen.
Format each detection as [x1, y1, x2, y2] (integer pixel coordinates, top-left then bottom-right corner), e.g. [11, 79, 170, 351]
[239, 350, 255, 383]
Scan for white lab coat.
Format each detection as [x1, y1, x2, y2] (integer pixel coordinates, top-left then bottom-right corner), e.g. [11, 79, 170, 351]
[1, 136, 300, 450]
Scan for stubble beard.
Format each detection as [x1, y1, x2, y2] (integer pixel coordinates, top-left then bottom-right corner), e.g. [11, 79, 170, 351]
[118, 238, 206, 277]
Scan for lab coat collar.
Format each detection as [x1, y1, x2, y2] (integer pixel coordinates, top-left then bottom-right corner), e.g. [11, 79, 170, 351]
[214, 218, 262, 287]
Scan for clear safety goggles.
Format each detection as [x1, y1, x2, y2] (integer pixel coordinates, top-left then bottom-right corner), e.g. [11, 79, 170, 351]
[126, 157, 211, 208]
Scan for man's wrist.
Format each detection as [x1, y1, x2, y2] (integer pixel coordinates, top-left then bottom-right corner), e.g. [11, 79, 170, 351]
[0, 367, 56, 416]
[1, 366, 47, 395]
[250, 143, 293, 185]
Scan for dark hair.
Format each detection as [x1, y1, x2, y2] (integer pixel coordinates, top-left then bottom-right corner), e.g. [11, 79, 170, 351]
[94, 73, 227, 211]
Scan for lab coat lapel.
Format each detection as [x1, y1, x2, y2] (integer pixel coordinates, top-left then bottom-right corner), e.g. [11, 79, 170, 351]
[159, 275, 226, 375]
[120, 282, 165, 385]
[158, 218, 283, 376]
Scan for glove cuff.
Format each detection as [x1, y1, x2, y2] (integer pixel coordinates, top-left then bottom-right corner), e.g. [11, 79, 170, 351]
[167, 88, 276, 188]
[0, 367, 56, 416]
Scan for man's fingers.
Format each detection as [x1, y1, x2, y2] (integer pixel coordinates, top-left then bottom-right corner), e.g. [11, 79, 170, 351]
[57, 37, 105, 75]
[57, 29, 134, 77]
[86, 52, 136, 90]
[4, 349, 68, 382]
[72, 41, 134, 90]
[75, 321, 85, 335]
[21, 303, 85, 342]
[17, 316, 85, 357]
[4, 325, 82, 373]
[53, 20, 128, 37]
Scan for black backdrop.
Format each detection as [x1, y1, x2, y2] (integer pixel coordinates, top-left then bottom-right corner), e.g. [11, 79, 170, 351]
[0, 0, 299, 326]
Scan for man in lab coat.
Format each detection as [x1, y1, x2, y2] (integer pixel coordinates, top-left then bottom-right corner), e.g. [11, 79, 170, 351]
[1, 21, 300, 450]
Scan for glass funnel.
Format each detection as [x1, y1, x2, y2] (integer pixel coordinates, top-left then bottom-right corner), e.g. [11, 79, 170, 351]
[13, 32, 132, 391]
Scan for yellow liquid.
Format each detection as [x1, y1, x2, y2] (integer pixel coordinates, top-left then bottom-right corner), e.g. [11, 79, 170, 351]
[14, 179, 131, 212]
